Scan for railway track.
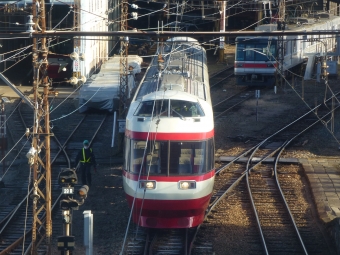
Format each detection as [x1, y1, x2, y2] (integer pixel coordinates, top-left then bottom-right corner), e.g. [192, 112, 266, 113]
[125, 227, 197, 255]
[189, 91, 340, 254]
[209, 66, 257, 120]
[209, 66, 234, 89]
[213, 88, 253, 119]
[246, 144, 307, 254]
[0, 99, 110, 254]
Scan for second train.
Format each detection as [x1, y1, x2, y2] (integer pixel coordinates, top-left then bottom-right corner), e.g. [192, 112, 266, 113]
[234, 14, 340, 86]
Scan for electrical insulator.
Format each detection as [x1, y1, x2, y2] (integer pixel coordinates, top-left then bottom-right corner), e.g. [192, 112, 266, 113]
[131, 12, 138, 20]
[79, 53, 85, 61]
[106, 21, 114, 26]
[131, 4, 138, 9]
[62, 210, 71, 224]
[30, 188, 40, 201]
[69, 77, 78, 85]
[69, 76, 86, 86]
[79, 75, 87, 85]
[26, 15, 35, 33]
[69, 52, 79, 61]
[25, 128, 30, 138]
[26, 147, 37, 159]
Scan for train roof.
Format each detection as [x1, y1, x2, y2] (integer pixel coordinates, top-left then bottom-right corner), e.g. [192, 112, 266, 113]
[132, 37, 210, 104]
[236, 14, 340, 40]
[141, 89, 203, 102]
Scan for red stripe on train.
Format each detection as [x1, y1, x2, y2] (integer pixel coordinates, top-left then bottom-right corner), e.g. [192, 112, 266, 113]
[123, 170, 215, 182]
[125, 129, 214, 140]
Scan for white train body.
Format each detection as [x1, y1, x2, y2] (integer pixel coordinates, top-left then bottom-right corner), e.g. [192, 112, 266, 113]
[234, 14, 340, 86]
[123, 37, 215, 228]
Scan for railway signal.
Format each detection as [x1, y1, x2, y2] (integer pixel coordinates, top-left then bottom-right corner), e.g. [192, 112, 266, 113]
[58, 168, 89, 254]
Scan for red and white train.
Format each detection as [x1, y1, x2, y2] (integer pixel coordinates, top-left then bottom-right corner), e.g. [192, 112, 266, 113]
[123, 37, 215, 228]
[234, 14, 340, 86]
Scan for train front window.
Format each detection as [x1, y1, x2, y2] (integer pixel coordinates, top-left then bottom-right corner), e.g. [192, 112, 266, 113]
[129, 140, 162, 175]
[135, 100, 203, 118]
[170, 100, 205, 117]
[170, 141, 208, 175]
[126, 139, 214, 176]
[236, 41, 276, 61]
[134, 100, 169, 117]
[236, 43, 245, 61]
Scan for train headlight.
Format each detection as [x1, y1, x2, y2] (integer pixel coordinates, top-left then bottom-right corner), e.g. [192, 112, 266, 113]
[179, 181, 196, 190]
[139, 181, 156, 190]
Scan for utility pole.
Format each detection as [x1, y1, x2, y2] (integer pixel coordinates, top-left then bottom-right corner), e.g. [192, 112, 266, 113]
[277, 0, 286, 87]
[119, 0, 129, 116]
[73, 0, 81, 80]
[30, 0, 52, 254]
[118, 0, 129, 153]
[219, 1, 226, 63]
[0, 97, 6, 176]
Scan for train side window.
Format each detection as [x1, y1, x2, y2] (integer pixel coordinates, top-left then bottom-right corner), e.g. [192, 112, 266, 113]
[206, 138, 215, 172]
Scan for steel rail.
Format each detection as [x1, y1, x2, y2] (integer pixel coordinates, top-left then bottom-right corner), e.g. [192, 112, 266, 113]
[212, 88, 248, 108]
[213, 93, 253, 118]
[245, 141, 270, 255]
[50, 114, 87, 168]
[209, 66, 233, 80]
[274, 142, 309, 254]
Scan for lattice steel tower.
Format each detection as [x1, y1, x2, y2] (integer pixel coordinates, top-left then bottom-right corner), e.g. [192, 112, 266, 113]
[119, 0, 129, 118]
[31, 0, 52, 254]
